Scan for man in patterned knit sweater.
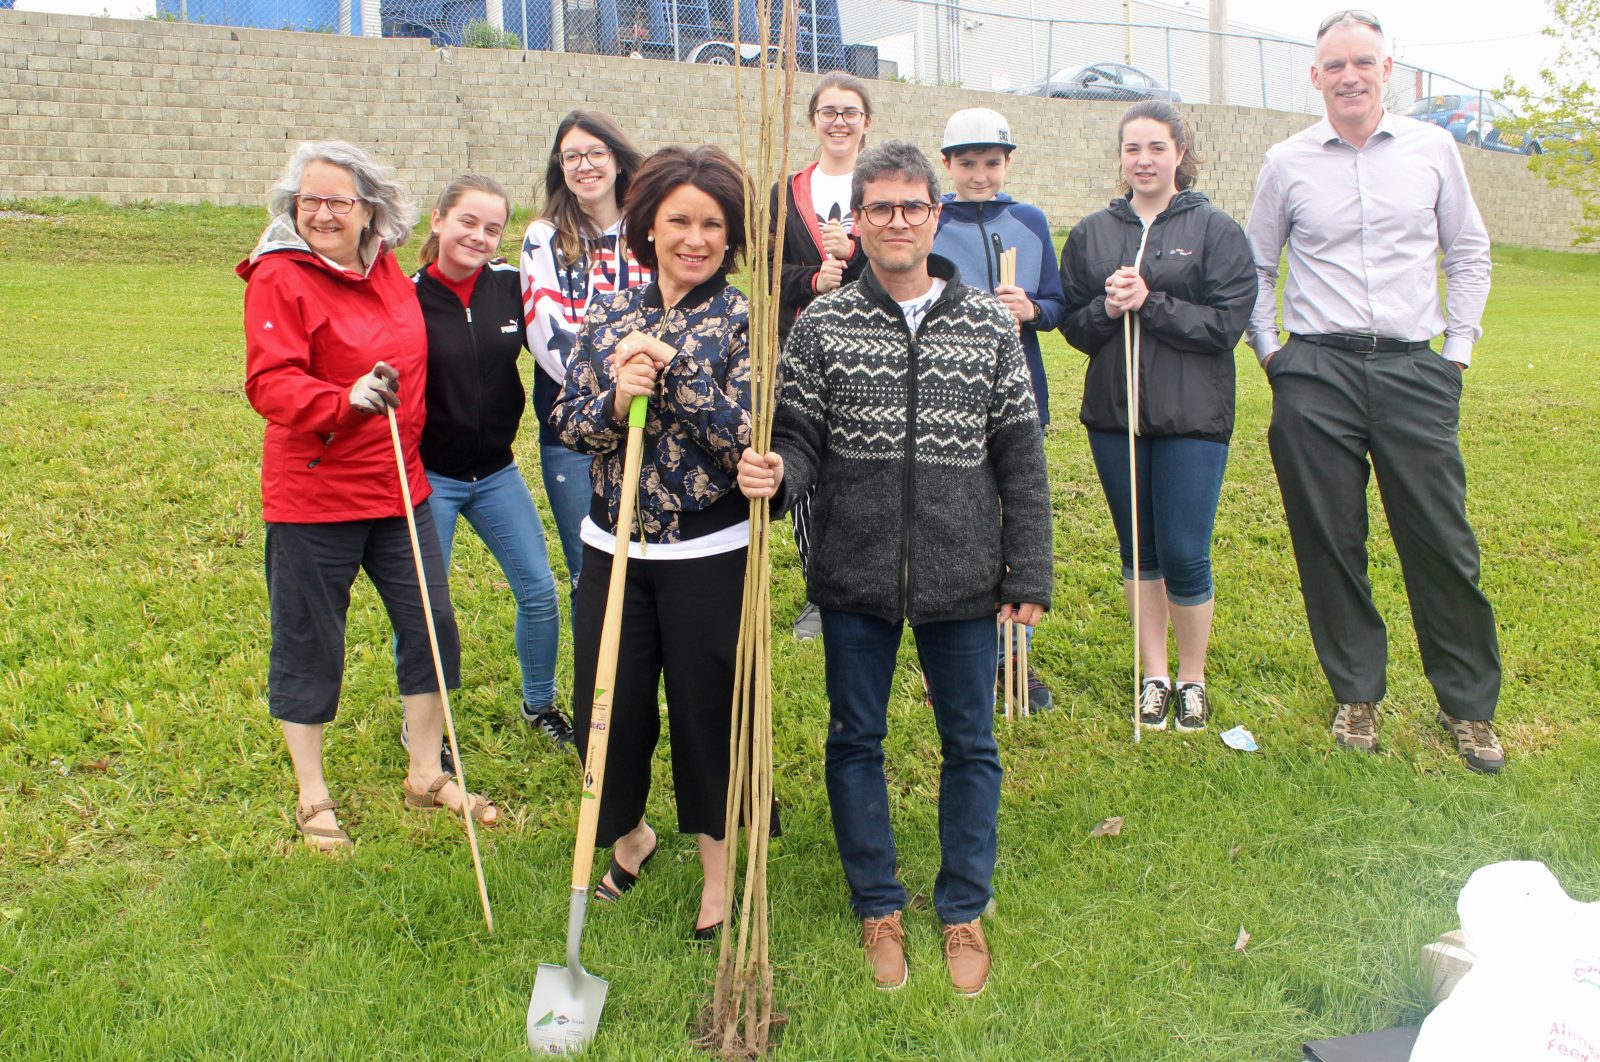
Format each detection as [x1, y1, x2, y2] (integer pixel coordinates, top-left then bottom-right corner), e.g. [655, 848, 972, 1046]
[738, 140, 1051, 998]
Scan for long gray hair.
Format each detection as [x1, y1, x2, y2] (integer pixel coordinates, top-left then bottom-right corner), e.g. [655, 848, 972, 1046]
[267, 141, 417, 248]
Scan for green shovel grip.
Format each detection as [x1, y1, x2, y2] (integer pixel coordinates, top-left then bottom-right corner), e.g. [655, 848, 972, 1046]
[627, 393, 647, 428]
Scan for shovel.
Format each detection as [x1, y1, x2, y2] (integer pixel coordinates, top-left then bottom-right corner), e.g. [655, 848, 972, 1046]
[528, 393, 649, 1055]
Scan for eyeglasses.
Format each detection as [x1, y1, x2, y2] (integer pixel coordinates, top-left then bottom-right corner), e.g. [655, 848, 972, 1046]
[1316, 9, 1383, 37]
[860, 201, 935, 228]
[293, 194, 366, 215]
[557, 147, 613, 170]
[814, 106, 866, 125]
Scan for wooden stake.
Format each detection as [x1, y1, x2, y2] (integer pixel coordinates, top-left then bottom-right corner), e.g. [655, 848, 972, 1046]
[386, 405, 493, 933]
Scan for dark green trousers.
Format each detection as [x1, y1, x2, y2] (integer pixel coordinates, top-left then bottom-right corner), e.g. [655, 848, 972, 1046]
[1266, 336, 1500, 720]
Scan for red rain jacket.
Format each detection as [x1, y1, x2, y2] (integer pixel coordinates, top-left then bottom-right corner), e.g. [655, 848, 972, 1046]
[237, 226, 430, 523]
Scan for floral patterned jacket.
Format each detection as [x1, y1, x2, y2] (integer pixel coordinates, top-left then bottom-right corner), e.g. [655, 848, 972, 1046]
[551, 272, 752, 545]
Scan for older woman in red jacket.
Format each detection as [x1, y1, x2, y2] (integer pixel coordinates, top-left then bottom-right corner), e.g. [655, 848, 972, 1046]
[239, 140, 499, 852]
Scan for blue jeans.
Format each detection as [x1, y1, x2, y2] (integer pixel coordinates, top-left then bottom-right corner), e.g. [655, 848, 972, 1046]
[539, 441, 593, 604]
[820, 609, 1001, 925]
[425, 463, 560, 708]
[1086, 431, 1228, 606]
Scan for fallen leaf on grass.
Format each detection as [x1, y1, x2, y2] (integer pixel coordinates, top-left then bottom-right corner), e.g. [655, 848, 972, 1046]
[1234, 925, 1250, 952]
[1228, 844, 1244, 861]
[1089, 816, 1124, 838]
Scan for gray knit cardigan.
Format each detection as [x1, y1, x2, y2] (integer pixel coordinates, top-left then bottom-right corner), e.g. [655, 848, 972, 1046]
[772, 255, 1053, 625]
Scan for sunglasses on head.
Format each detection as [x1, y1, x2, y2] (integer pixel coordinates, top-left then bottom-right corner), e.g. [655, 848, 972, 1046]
[1317, 9, 1383, 37]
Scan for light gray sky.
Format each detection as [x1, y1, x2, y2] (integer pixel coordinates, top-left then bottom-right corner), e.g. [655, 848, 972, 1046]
[1224, 0, 1559, 90]
[16, 0, 1565, 92]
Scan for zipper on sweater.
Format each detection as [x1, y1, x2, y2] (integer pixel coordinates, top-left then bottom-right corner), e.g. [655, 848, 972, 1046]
[900, 328, 920, 621]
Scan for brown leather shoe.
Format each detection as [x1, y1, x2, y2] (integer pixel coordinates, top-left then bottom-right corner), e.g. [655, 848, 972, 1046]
[941, 919, 991, 997]
[861, 911, 908, 990]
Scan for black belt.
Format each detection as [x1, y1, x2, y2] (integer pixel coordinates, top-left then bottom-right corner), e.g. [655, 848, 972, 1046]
[1293, 332, 1432, 354]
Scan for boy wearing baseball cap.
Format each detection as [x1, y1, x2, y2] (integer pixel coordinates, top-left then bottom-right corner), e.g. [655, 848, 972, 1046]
[933, 106, 1065, 713]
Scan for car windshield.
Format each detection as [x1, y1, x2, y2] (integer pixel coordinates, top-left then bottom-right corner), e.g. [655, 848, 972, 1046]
[1051, 65, 1110, 83]
[1404, 95, 1464, 115]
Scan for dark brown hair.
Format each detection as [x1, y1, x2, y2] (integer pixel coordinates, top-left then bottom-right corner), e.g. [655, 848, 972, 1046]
[622, 145, 749, 272]
[417, 173, 511, 266]
[1117, 99, 1203, 194]
[539, 109, 646, 261]
[807, 70, 874, 151]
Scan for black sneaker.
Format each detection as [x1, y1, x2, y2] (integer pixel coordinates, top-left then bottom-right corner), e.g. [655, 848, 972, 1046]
[1173, 683, 1210, 732]
[1138, 680, 1172, 731]
[521, 702, 577, 752]
[400, 718, 455, 775]
[792, 602, 823, 642]
[1025, 667, 1055, 713]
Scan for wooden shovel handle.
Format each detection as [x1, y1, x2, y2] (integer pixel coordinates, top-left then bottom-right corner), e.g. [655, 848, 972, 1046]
[571, 394, 649, 891]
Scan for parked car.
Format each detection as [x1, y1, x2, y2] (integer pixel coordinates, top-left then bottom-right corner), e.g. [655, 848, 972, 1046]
[1011, 62, 1181, 103]
[1403, 94, 1542, 154]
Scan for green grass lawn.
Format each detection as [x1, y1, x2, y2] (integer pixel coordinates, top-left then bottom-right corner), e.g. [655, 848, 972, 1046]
[1, 199, 1597, 1060]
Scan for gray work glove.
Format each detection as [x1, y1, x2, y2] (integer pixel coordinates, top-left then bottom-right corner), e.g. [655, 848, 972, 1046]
[349, 361, 400, 414]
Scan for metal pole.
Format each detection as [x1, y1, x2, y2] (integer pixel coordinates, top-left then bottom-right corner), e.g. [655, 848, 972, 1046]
[1043, 18, 1052, 90]
[671, 0, 680, 61]
[488, 0, 504, 32]
[552, 0, 564, 52]
[1258, 35, 1267, 109]
[520, 0, 527, 48]
[1164, 27, 1170, 100]
[1124, 0, 1132, 64]
[811, 0, 818, 72]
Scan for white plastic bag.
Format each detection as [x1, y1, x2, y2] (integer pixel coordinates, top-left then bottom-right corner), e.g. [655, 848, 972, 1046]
[1411, 861, 1600, 1061]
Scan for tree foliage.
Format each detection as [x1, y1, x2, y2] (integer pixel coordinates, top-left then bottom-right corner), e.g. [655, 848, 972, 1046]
[460, 20, 520, 49]
[1503, 0, 1600, 245]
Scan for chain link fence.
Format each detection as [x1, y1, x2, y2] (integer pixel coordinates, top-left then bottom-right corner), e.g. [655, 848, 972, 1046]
[153, 0, 1505, 121]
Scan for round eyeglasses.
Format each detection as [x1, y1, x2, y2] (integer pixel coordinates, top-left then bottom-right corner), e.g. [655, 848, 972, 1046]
[558, 147, 614, 170]
[860, 201, 934, 227]
[814, 107, 865, 125]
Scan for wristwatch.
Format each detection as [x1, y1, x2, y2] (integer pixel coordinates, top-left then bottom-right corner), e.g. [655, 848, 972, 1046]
[1028, 300, 1041, 324]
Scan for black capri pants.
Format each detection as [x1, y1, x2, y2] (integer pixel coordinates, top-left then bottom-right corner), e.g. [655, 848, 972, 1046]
[265, 499, 461, 725]
[571, 542, 747, 847]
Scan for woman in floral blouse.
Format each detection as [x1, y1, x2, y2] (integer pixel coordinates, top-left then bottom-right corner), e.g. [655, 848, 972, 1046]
[551, 144, 756, 942]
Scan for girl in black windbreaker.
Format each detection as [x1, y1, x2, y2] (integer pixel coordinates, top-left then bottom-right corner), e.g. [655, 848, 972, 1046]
[413, 174, 574, 752]
[1060, 100, 1255, 735]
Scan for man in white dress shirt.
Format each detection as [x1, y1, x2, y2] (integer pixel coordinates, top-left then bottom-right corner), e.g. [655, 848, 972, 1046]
[1245, 9, 1504, 774]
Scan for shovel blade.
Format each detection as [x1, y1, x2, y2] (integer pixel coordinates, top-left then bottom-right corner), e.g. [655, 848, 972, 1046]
[527, 962, 608, 1055]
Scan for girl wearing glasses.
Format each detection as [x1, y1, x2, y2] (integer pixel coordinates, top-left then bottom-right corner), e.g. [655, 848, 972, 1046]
[239, 141, 498, 853]
[771, 70, 874, 639]
[1059, 100, 1255, 735]
[519, 111, 652, 641]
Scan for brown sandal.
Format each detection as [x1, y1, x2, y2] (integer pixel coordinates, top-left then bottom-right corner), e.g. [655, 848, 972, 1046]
[402, 773, 502, 827]
[296, 798, 353, 854]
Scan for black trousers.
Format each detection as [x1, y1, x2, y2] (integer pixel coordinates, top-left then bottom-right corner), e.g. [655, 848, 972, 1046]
[1266, 336, 1500, 720]
[571, 543, 747, 847]
[265, 500, 460, 725]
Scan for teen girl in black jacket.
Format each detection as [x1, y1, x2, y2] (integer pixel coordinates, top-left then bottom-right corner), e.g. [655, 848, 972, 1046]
[1060, 101, 1254, 735]
[413, 174, 572, 751]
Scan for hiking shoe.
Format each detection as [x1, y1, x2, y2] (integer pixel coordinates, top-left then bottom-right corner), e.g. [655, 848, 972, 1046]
[941, 919, 991, 997]
[1173, 683, 1210, 732]
[1437, 711, 1506, 775]
[792, 602, 823, 642]
[1138, 680, 1172, 731]
[861, 911, 908, 990]
[400, 719, 455, 775]
[521, 702, 577, 752]
[1331, 701, 1379, 753]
